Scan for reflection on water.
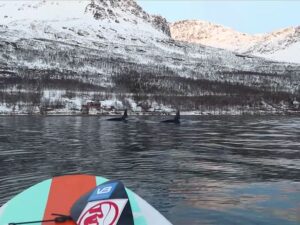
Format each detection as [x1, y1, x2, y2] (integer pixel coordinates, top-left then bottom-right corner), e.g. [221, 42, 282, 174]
[0, 116, 300, 225]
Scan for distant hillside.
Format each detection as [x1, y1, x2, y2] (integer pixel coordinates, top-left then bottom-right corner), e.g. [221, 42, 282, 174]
[0, 1, 299, 115]
[170, 20, 300, 64]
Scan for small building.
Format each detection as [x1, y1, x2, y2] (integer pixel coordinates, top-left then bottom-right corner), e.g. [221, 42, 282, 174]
[86, 101, 101, 110]
[81, 101, 101, 114]
[292, 99, 299, 109]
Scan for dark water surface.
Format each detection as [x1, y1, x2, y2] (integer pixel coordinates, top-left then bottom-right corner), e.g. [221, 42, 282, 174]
[0, 116, 300, 225]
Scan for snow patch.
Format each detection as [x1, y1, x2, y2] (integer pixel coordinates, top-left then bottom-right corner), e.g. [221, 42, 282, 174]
[0, 103, 11, 113]
[257, 42, 300, 64]
[100, 99, 123, 110]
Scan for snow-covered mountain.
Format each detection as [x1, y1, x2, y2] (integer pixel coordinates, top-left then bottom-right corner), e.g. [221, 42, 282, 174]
[170, 20, 300, 64]
[0, 0, 169, 40]
[0, 1, 299, 115]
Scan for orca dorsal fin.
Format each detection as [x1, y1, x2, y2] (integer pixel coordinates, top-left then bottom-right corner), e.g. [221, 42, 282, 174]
[122, 109, 128, 119]
[174, 110, 180, 122]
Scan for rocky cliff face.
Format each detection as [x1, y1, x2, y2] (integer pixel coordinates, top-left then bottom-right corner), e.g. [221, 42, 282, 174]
[86, 0, 171, 36]
[150, 15, 171, 36]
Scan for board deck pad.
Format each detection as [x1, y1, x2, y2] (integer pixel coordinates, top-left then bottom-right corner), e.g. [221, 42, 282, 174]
[0, 175, 172, 225]
[43, 175, 96, 225]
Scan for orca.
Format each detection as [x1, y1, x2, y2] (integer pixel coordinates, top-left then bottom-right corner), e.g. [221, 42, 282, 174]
[161, 110, 180, 124]
[107, 109, 128, 121]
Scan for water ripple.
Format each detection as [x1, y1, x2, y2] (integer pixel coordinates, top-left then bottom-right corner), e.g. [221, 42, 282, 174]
[0, 116, 300, 225]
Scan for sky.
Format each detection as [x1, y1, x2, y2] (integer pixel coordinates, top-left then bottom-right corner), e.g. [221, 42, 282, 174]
[137, 0, 300, 34]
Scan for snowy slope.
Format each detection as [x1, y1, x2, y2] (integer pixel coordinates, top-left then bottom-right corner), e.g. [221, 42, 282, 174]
[255, 42, 300, 64]
[170, 20, 300, 64]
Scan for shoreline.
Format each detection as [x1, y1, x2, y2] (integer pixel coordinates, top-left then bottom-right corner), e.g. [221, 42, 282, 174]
[1, 110, 299, 117]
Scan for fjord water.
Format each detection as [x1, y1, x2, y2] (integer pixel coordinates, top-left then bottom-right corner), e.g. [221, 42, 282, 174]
[0, 116, 299, 225]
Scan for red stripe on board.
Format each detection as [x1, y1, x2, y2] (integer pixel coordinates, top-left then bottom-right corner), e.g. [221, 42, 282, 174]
[43, 175, 96, 225]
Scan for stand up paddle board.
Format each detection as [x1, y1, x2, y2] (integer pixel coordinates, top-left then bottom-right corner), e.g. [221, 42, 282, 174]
[0, 174, 172, 225]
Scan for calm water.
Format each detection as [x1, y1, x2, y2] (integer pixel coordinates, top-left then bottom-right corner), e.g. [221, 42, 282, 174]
[0, 116, 300, 225]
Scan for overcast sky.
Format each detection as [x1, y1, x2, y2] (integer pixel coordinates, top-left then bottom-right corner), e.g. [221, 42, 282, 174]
[137, 0, 300, 34]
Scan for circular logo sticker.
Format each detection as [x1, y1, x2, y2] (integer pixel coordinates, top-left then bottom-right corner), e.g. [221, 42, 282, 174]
[78, 199, 128, 225]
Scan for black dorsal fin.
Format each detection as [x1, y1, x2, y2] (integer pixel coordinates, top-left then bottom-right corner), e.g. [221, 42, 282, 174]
[122, 109, 128, 119]
[174, 110, 180, 122]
